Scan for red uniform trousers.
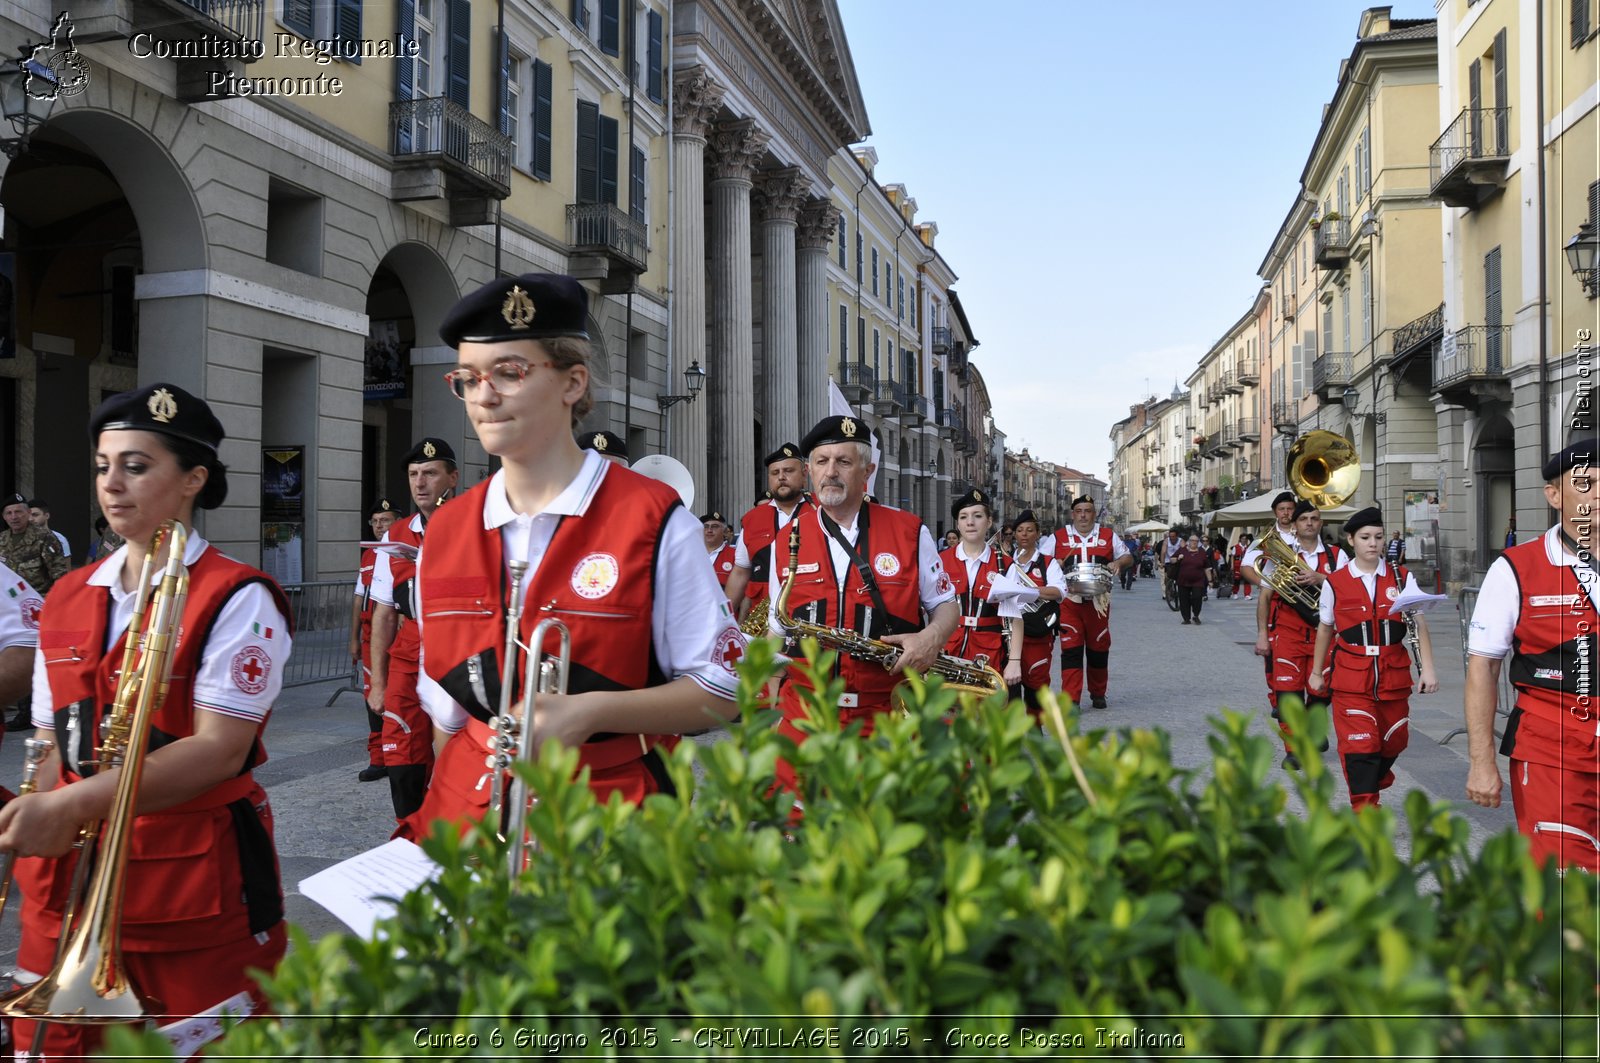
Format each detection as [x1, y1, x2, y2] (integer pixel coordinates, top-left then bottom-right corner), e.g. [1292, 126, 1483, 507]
[381, 622, 435, 820]
[1504, 712, 1600, 873]
[1264, 616, 1328, 751]
[772, 682, 894, 794]
[12, 924, 287, 1061]
[1057, 598, 1110, 704]
[395, 717, 666, 841]
[358, 634, 382, 766]
[1016, 634, 1055, 716]
[1330, 692, 1409, 809]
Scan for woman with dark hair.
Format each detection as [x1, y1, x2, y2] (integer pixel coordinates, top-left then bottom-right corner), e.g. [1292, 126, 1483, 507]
[0, 382, 292, 1058]
[1173, 533, 1215, 624]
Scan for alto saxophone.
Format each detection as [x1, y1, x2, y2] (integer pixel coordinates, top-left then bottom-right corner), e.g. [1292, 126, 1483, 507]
[773, 524, 1005, 703]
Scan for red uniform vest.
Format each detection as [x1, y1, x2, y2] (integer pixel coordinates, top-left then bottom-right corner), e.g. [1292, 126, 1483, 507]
[738, 499, 812, 600]
[387, 514, 426, 662]
[709, 544, 736, 588]
[1327, 562, 1413, 699]
[1268, 543, 1343, 639]
[779, 504, 924, 702]
[940, 544, 1005, 663]
[1056, 526, 1115, 569]
[24, 547, 289, 950]
[1010, 550, 1059, 639]
[1501, 538, 1599, 732]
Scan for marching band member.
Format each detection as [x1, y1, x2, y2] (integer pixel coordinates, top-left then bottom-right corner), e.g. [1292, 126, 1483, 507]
[1465, 441, 1599, 870]
[1309, 506, 1437, 809]
[1229, 532, 1254, 599]
[401, 274, 740, 839]
[367, 438, 457, 822]
[938, 489, 1021, 688]
[767, 415, 958, 791]
[349, 497, 396, 783]
[723, 443, 810, 625]
[1254, 500, 1345, 768]
[702, 512, 736, 588]
[0, 383, 291, 1059]
[1006, 509, 1063, 714]
[1244, 491, 1298, 649]
[579, 429, 628, 465]
[1055, 495, 1130, 710]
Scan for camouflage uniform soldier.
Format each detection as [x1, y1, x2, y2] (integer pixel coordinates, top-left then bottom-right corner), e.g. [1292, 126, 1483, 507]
[0, 492, 68, 593]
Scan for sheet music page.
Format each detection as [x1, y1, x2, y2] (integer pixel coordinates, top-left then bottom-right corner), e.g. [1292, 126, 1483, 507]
[298, 838, 442, 941]
[359, 540, 420, 558]
[1389, 587, 1451, 617]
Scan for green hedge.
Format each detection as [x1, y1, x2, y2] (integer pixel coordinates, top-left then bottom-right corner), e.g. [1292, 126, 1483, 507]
[110, 641, 1596, 1057]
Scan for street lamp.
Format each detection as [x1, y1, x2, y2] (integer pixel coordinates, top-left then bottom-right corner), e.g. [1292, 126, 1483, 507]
[0, 52, 58, 158]
[656, 359, 706, 411]
[1565, 221, 1598, 297]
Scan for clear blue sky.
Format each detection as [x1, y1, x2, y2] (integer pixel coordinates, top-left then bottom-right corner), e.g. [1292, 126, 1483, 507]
[836, 1, 1433, 479]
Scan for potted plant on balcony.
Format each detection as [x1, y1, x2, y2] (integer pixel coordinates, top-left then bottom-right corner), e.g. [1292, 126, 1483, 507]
[1193, 434, 1207, 447]
[1310, 213, 1321, 231]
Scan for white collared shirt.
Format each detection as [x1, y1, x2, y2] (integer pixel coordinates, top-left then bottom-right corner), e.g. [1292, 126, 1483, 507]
[1317, 557, 1421, 626]
[1469, 525, 1600, 658]
[368, 512, 426, 611]
[1055, 524, 1129, 565]
[1240, 525, 1296, 573]
[416, 451, 742, 732]
[0, 561, 39, 652]
[31, 533, 290, 727]
[732, 499, 804, 570]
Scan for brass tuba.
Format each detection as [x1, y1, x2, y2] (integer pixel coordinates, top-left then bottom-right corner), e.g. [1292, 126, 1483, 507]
[1261, 429, 1362, 624]
[486, 559, 571, 880]
[1, 519, 190, 1024]
[773, 524, 1004, 706]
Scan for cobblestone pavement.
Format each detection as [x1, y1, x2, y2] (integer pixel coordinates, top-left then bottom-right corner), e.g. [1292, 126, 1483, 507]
[0, 573, 1516, 961]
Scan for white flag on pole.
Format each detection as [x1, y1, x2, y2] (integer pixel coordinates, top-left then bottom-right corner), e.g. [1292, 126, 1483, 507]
[825, 377, 881, 496]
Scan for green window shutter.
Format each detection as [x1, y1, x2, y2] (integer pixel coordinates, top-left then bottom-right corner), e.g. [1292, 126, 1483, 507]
[1576, 0, 1593, 46]
[334, 0, 362, 64]
[646, 11, 663, 103]
[575, 100, 599, 202]
[1492, 31, 1508, 153]
[393, 0, 415, 152]
[571, 0, 588, 33]
[283, 0, 314, 38]
[599, 0, 620, 56]
[599, 113, 619, 205]
[630, 145, 646, 223]
[1485, 246, 1503, 369]
[839, 305, 848, 360]
[532, 59, 553, 180]
[446, 0, 470, 108]
[1468, 59, 1482, 156]
[495, 28, 510, 135]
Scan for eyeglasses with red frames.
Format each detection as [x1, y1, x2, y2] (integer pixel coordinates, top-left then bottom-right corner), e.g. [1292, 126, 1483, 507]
[442, 360, 553, 400]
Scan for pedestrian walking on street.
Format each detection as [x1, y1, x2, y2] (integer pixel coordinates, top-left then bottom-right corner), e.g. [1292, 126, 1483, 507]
[1173, 533, 1214, 624]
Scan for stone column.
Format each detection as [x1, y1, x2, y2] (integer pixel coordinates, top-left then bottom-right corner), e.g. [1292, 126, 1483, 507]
[795, 197, 838, 439]
[753, 168, 806, 452]
[669, 68, 725, 500]
[706, 117, 769, 516]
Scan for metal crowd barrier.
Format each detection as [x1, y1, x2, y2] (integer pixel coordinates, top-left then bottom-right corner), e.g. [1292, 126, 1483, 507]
[280, 579, 362, 705]
[1439, 585, 1512, 745]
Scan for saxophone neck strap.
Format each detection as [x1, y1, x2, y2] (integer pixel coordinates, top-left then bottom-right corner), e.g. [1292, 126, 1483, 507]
[817, 504, 903, 635]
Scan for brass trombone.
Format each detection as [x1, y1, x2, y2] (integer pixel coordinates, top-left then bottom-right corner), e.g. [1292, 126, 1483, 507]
[486, 560, 571, 879]
[1, 519, 189, 1024]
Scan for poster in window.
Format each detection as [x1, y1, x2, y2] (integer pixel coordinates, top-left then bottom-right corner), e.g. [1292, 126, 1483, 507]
[1403, 489, 1439, 563]
[261, 447, 305, 523]
[364, 318, 408, 401]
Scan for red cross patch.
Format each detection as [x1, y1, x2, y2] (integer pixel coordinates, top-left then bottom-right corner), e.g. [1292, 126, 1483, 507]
[19, 596, 41, 631]
[231, 644, 271, 695]
[713, 627, 745, 674]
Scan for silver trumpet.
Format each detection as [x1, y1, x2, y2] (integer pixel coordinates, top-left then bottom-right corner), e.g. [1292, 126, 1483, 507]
[487, 559, 572, 879]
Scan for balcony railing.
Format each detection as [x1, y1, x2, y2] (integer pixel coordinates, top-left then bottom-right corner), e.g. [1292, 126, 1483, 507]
[179, 0, 262, 39]
[1222, 370, 1242, 395]
[872, 377, 906, 416]
[936, 406, 957, 439]
[1271, 400, 1299, 434]
[1311, 351, 1353, 400]
[907, 394, 932, 426]
[1434, 325, 1512, 402]
[1429, 106, 1511, 209]
[1313, 219, 1351, 269]
[838, 361, 876, 403]
[1235, 416, 1260, 442]
[567, 202, 648, 275]
[1235, 357, 1258, 385]
[390, 96, 513, 199]
[1220, 420, 1241, 451]
[932, 326, 952, 352]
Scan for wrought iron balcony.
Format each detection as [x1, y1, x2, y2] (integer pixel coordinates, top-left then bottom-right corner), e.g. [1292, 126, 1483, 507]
[1179, 495, 1197, 516]
[1219, 420, 1241, 451]
[1184, 450, 1201, 471]
[873, 378, 906, 416]
[1222, 370, 1241, 395]
[1313, 219, 1351, 269]
[390, 97, 513, 218]
[74, 0, 264, 100]
[1235, 416, 1260, 442]
[1434, 325, 1513, 405]
[1389, 302, 1443, 388]
[1235, 357, 1258, 385]
[566, 203, 648, 293]
[1430, 106, 1511, 209]
[1271, 400, 1299, 434]
[1281, 293, 1296, 321]
[906, 394, 932, 426]
[838, 361, 876, 403]
[1311, 351, 1353, 401]
[937, 406, 957, 440]
[931, 326, 952, 353]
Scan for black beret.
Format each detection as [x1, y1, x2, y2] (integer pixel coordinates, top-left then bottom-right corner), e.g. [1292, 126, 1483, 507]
[1542, 440, 1596, 482]
[1343, 506, 1384, 537]
[951, 487, 992, 520]
[700, 511, 726, 524]
[369, 497, 396, 518]
[440, 273, 590, 346]
[764, 442, 802, 466]
[1013, 508, 1038, 527]
[580, 430, 627, 458]
[1070, 495, 1094, 509]
[1272, 491, 1296, 508]
[1291, 499, 1318, 520]
[403, 437, 456, 467]
[90, 382, 224, 454]
[2, 493, 24, 507]
[800, 414, 869, 456]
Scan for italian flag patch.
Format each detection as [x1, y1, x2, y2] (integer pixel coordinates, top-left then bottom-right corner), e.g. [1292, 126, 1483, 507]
[252, 622, 274, 639]
[6, 580, 22, 599]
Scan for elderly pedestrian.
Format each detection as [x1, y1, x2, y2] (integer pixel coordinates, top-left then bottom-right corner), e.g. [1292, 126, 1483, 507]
[1173, 533, 1214, 624]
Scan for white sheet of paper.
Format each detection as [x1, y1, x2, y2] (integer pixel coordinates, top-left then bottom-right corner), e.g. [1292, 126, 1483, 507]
[298, 838, 442, 941]
[1389, 588, 1451, 617]
[359, 540, 419, 559]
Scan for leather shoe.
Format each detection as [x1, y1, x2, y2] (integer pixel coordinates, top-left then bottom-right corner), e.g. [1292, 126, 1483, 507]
[5, 711, 31, 733]
[1282, 753, 1301, 771]
[1091, 695, 1108, 709]
[357, 764, 388, 783]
